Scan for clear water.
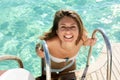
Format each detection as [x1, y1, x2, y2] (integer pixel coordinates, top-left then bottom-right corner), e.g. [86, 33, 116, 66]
[0, 0, 120, 77]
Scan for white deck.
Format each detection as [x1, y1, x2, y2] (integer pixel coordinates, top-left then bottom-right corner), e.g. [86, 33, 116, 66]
[75, 43, 120, 80]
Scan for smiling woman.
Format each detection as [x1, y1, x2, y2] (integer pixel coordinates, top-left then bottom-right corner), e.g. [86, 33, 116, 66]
[0, 0, 119, 78]
[57, 16, 79, 44]
[35, 9, 97, 79]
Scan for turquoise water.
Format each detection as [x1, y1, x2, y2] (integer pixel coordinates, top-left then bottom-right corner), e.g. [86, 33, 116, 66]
[0, 0, 120, 77]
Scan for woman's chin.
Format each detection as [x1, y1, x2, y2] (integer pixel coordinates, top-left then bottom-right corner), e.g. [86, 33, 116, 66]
[63, 39, 76, 43]
[64, 39, 73, 42]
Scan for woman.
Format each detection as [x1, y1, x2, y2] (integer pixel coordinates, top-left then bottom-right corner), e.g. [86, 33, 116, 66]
[36, 9, 96, 80]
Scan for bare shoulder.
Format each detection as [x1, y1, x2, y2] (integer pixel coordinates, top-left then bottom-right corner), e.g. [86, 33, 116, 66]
[46, 37, 60, 47]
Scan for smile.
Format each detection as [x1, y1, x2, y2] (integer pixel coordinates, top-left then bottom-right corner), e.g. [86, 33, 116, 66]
[64, 35, 73, 39]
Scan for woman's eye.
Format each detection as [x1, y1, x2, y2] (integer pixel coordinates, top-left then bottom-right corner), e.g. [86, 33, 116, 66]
[70, 26, 77, 30]
[59, 25, 78, 31]
[59, 26, 66, 31]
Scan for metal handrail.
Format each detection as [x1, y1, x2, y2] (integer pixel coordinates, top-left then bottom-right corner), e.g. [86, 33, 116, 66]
[0, 55, 24, 68]
[42, 40, 51, 80]
[81, 28, 112, 80]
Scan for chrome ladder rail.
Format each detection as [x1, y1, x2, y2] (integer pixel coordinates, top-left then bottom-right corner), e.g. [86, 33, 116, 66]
[0, 55, 24, 68]
[81, 28, 112, 80]
[42, 40, 51, 80]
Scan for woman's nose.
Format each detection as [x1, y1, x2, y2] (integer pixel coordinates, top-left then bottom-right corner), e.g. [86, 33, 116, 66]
[65, 27, 71, 31]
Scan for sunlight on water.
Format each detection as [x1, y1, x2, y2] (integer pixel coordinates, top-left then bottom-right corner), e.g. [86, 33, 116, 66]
[0, 0, 120, 77]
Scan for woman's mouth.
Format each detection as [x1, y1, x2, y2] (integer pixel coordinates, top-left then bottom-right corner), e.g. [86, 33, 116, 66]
[64, 35, 73, 41]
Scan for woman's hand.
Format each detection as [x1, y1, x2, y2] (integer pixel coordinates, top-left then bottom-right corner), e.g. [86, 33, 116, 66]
[83, 38, 97, 46]
[35, 43, 44, 58]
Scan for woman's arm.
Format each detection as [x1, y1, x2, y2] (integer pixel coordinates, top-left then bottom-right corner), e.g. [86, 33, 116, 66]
[35, 43, 44, 58]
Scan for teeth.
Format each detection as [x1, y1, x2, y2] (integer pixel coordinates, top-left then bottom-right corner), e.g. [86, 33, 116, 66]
[64, 35, 73, 39]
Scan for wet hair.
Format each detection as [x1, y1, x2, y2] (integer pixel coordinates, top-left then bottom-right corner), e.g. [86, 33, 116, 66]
[40, 9, 86, 45]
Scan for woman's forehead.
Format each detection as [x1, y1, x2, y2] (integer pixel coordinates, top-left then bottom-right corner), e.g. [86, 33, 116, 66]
[58, 16, 77, 25]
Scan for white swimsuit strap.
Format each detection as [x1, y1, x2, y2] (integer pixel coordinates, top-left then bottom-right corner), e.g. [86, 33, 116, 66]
[51, 59, 75, 73]
[44, 59, 75, 73]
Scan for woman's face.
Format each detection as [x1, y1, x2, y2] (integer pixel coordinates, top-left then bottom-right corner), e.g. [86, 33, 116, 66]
[57, 16, 79, 44]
